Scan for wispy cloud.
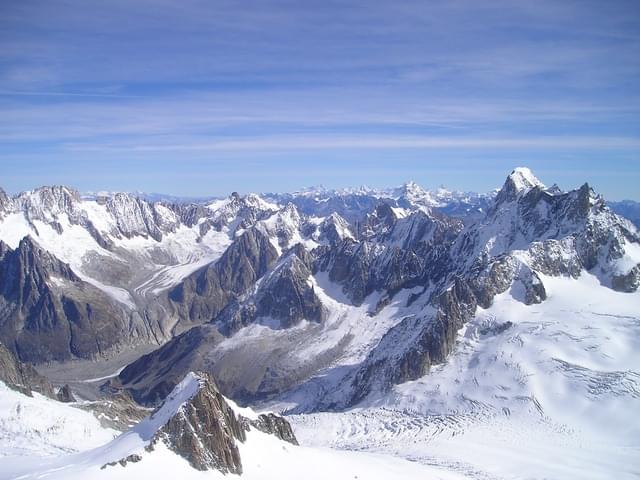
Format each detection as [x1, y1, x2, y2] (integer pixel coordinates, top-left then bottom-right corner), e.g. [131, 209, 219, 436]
[2, 88, 638, 143]
[63, 135, 640, 153]
[0, 90, 142, 98]
[0, 0, 639, 197]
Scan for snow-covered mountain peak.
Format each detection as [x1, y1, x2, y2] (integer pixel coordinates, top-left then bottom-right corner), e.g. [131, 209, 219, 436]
[281, 201, 301, 220]
[249, 202, 311, 254]
[506, 167, 544, 194]
[509, 167, 543, 191]
[243, 192, 278, 211]
[401, 180, 423, 195]
[302, 212, 354, 245]
[22, 185, 81, 202]
[492, 167, 546, 207]
[290, 185, 330, 197]
[13, 185, 82, 223]
[395, 180, 436, 206]
[323, 212, 354, 238]
[434, 185, 451, 196]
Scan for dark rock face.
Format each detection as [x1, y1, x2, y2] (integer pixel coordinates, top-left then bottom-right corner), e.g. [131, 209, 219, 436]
[479, 320, 513, 336]
[0, 237, 131, 362]
[218, 245, 325, 335]
[172, 202, 210, 228]
[80, 390, 149, 431]
[116, 325, 222, 405]
[519, 268, 547, 305]
[101, 454, 143, 469]
[612, 265, 640, 293]
[316, 213, 353, 245]
[249, 413, 298, 445]
[347, 279, 478, 406]
[168, 228, 279, 326]
[527, 239, 583, 278]
[315, 210, 460, 305]
[203, 194, 276, 238]
[0, 342, 56, 398]
[56, 384, 76, 403]
[116, 325, 221, 405]
[156, 374, 246, 473]
[468, 257, 517, 309]
[106, 193, 168, 242]
[254, 249, 324, 328]
[127, 372, 298, 474]
[360, 203, 398, 238]
[0, 188, 10, 217]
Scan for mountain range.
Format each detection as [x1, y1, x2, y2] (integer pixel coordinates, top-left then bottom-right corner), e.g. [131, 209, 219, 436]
[0, 167, 639, 479]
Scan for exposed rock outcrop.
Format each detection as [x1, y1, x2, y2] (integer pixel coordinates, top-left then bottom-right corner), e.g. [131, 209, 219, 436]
[56, 384, 76, 403]
[0, 237, 134, 362]
[167, 228, 279, 326]
[116, 325, 221, 405]
[0, 342, 56, 398]
[218, 244, 325, 335]
[105, 193, 190, 242]
[346, 278, 478, 406]
[154, 372, 247, 473]
[109, 372, 297, 474]
[248, 413, 298, 445]
[79, 390, 150, 431]
[314, 209, 460, 305]
[612, 264, 640, 293]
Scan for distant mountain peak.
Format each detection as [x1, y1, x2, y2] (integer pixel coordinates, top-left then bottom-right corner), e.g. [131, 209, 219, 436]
[495, 167, 545, 204]
[507, 167, 544, 193]
[400, 180, 428, 198]
[402, 180, 422, 190]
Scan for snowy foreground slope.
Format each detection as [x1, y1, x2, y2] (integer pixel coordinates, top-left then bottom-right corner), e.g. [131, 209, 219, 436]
[289, 273, 640, 480]
[0, 374, 465, 480]
[0, 382, 118, 458]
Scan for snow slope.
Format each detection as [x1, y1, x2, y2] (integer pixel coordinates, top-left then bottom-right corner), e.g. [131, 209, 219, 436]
[0, 382, 118, 458]
[290, 272, 640, 479]
[2, 277, 637, 479]
[0, 375, 469, 480]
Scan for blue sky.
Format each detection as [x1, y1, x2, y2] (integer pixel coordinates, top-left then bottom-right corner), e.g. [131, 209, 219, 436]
[1, 0, 639, 198]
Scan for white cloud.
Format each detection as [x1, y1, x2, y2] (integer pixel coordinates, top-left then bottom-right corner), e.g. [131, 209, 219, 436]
[63, 134, 640, 153]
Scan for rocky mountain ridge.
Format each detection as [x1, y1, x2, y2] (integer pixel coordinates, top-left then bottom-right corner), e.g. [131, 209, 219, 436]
[0, 169, 639, 413]
[107, 371, 297, 474]
[108, 169, 640, 411]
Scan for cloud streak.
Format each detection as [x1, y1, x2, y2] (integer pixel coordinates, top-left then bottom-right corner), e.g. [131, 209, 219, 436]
[64, 135, 640, 153]
[0, 0, 639, 198]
